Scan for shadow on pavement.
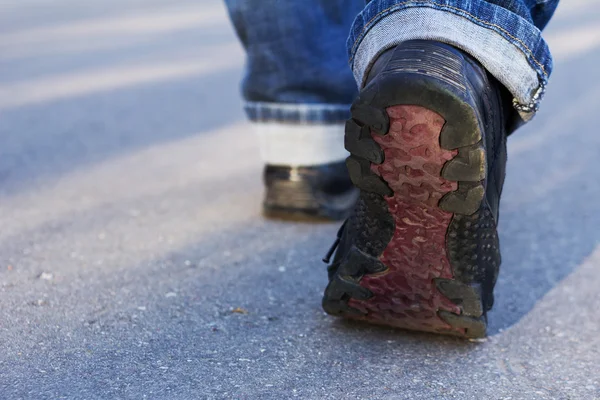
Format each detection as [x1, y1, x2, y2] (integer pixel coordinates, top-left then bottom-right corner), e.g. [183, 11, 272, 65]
[488, 44, 600, 333]
[0, 65, 244, 197]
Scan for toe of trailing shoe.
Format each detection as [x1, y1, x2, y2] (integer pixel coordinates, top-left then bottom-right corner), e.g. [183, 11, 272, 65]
[263, 162, 359, 221]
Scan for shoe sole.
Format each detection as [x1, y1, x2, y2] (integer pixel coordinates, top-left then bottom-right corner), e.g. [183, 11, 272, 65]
[263, 179, 359, 222]
[323, 42, 500, 338]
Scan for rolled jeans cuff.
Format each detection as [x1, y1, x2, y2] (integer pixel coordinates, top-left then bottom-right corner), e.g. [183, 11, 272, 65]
[244, 102, 349, 166]
[348, 0, 553, 122]
[244, 101, 350, 124]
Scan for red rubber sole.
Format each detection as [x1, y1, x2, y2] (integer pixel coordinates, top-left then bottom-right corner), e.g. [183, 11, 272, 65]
[348, 105, 465, 335]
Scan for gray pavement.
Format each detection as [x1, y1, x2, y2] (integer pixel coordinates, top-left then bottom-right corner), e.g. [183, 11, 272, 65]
[1, 1, 599, 399]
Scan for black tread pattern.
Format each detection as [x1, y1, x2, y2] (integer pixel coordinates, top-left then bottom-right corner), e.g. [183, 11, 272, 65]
[441, 144, 486, 182]
[446, 207, 501, 311]
[346, 156, 392, 197]
[344, 120, 384, 164]
[435, 279, 484, 317]
[439, 182, 486, 215]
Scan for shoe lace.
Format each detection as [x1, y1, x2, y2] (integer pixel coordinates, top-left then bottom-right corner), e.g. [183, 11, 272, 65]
[322, 219, 347, 264]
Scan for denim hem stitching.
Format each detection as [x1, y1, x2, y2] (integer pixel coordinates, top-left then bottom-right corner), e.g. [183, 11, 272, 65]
[349, 1, 548, 78]
[244, 102, 351, 123]
[245, 102, 351, 111]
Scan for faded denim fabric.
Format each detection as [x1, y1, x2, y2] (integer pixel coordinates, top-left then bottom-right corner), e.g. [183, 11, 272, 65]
[224, 0, 364, 123]
[224, 0, 558, 124]
[352, 0, 559, 121]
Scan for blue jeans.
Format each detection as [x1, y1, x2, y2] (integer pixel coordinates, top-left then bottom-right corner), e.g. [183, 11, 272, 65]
[224, 0, 558, 127]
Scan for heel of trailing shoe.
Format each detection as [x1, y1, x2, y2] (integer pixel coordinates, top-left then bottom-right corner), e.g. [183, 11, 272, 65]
[263, 164, 359, 221]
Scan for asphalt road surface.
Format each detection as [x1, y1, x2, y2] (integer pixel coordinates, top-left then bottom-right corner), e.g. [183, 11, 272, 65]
[1, 1, 599, 399]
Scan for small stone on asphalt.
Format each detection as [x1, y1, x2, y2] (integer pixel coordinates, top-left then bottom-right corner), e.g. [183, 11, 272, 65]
[39, 272, 53, 280]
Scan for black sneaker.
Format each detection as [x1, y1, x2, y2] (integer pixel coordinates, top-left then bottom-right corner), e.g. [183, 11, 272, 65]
[322, 40, 508, 338]
[263, 162, 359, 221]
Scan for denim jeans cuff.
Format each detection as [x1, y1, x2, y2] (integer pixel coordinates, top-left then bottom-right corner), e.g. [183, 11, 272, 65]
[348, 1, 553, 122]
[244, 101, 351, 124]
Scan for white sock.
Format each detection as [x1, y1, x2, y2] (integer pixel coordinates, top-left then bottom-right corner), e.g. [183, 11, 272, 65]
[253, 122, 348, 166]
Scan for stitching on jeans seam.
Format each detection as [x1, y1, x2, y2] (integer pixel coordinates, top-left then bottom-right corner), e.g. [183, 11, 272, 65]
[349, 1, 548, 77]
[245, 102, 351, 110]
[350, 2, 548, 76]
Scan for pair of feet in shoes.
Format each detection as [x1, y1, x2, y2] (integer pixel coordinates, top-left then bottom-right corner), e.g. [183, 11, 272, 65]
[262, 41, 508, 338]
